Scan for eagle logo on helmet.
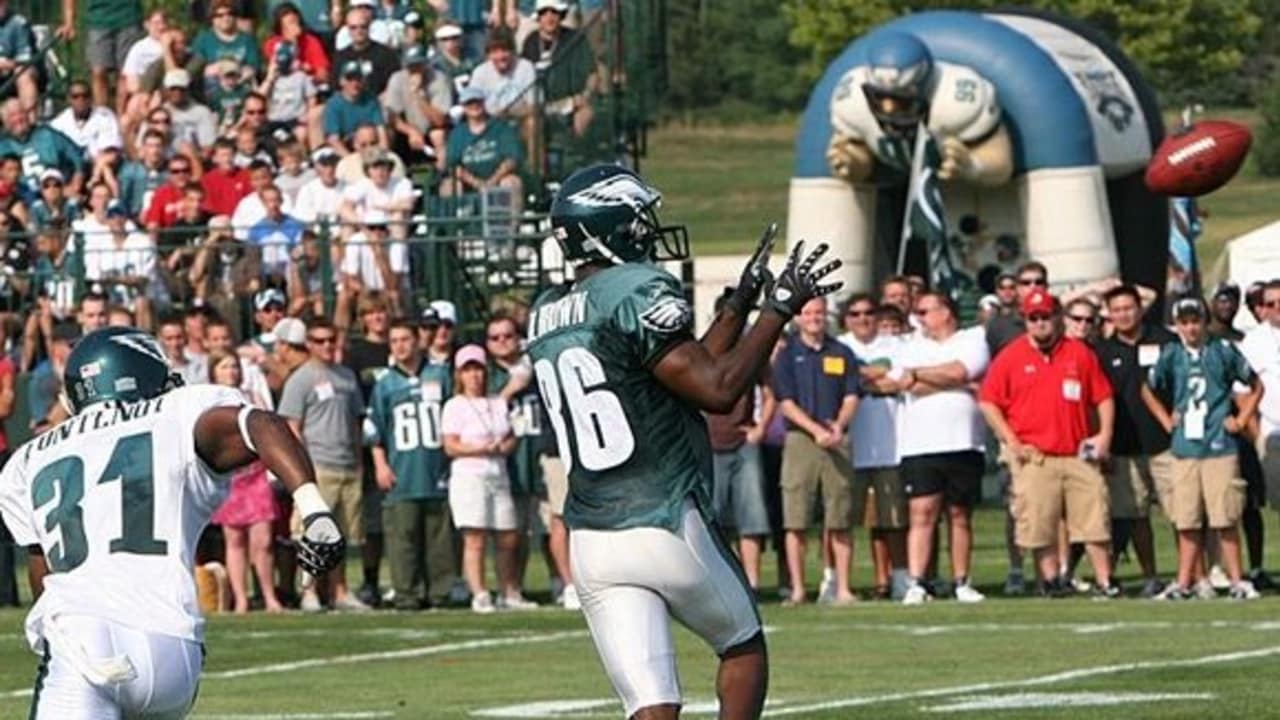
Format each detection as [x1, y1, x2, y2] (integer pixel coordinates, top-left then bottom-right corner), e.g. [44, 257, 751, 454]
[565, 174, 661, 212]
[110, 332, 168, 365]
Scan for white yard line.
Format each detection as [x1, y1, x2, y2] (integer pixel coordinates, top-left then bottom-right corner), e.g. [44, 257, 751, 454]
[762, 645, 1280, 717]
[921, 691, 1215, 713]
[0, 630, 589, 701]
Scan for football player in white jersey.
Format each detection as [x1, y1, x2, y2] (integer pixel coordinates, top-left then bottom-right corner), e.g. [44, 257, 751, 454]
[826, 31, 1014, 187]
[0, 326, 346, 719]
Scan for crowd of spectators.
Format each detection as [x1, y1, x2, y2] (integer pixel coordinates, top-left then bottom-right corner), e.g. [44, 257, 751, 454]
[0, 0, 606, 371]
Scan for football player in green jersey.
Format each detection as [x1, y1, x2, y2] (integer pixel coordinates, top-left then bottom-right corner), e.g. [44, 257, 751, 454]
[528, 164, 840, 720]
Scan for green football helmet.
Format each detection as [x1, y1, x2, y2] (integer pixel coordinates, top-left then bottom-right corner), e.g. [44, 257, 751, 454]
[550, 164, 689, 264]
[63, 326, 184, 414]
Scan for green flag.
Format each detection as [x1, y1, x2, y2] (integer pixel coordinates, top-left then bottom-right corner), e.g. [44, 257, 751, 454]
[898, 124, 957, 299]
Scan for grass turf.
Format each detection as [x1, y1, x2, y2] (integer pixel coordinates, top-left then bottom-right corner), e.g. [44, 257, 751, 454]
[5, 505, 1280, 718]
[644, 112, 1280, 274]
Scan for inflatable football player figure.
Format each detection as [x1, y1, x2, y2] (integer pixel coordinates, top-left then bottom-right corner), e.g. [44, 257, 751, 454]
[826, 32, 1014, 188]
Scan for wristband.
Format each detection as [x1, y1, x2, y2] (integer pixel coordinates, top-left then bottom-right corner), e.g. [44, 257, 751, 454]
[293, 483, 331, 518]
[237, 406, 258, 454]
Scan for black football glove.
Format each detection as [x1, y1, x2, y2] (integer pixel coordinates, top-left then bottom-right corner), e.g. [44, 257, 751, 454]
[296, 512, 346, 576]
[724, 222, 778, 315]
[765, 240, 843, 318]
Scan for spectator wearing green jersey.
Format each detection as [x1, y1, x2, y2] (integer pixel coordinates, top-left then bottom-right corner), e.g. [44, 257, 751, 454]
[0, 99, 86, 199]
[192, 0, 263, 93]
[371, 319, 456, 610]
[440, 86, 523, 212]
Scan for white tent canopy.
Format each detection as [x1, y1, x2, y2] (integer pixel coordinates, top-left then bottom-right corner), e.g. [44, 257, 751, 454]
[1223, 220, 1280, 329]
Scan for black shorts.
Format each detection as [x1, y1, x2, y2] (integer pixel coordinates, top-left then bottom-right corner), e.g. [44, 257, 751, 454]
[901, 450, 985, 507]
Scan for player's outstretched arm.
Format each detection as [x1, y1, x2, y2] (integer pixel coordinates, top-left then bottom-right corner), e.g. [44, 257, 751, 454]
[655, 241, 842, 413]
[193, 406, 346, 576]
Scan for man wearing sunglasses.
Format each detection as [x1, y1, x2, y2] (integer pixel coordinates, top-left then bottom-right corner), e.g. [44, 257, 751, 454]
[50, 80, 124, 162]
[985, 260, 1049, 358]
[979, 289, 1120, 598]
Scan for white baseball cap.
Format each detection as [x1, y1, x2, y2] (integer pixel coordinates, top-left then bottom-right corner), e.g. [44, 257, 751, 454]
[273, 317, 307, 345]
[429, 299, 458, 325]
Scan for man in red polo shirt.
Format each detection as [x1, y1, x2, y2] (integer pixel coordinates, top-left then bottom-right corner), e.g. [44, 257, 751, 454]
[979, 290, 1119, 598]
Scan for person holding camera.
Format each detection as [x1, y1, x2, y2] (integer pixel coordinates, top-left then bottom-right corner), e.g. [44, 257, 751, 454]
[979, 289, 1120, 598]
[189, 214, 261, 323]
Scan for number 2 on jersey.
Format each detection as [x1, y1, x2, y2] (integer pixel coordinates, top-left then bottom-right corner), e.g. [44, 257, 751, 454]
[31, 432, 167, 572]
[535, 348, 635, 473]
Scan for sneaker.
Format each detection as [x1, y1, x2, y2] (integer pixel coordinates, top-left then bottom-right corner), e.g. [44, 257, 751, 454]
[471, 591, 496, 614]
[1091, 582, 1122, 601]
[818, 575, 837, 604]
[1003, 571, 1026, 597]
[902, 583, 929, 606]
[1038, 577, 1070, 598]
[356, 583, 380, 609]
[1139, 578, 1165, 599]
[1068, 576, 1093, 594]
[1208, 564, 1231, 590]
[333, 594, 371, 612]
[1195, 578, 1218, 600]
[498, 593, 538, 610]
[954, 582, 985, 604]
[300, 590, 324, 613]
[1230, 581, 1261, 600]
[1154, 583, 1190, 601]
[448, 579, 472, 605]
[1249, 568, 1275, 591]
[561, 584, 581, 611]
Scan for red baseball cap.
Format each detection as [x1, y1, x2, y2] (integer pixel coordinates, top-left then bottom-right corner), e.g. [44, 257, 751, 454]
[1021, 289, 1059, 317]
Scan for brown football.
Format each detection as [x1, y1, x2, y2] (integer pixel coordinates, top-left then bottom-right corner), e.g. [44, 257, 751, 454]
[1144, 120, 1252, 197]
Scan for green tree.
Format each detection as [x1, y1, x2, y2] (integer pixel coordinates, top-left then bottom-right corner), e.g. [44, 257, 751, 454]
[781, 0, 1261, 105]
[1254, 76, 1280, 177]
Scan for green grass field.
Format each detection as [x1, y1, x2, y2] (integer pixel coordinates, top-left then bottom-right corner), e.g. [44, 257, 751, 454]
[644, 113, 1280, 277]
[7, 506, 1280, 719]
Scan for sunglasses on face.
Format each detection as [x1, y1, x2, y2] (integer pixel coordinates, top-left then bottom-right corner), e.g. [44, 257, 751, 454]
[846, 310, 873, 318]
[42, 180, 63, 188]
[1026, 313, 1054, 323]
[1018, 277, 1047, 287]
[1265, 300, 1280, 309]
[308, 335, 336, 345]
[169, 167, 190, 174]
[1067, 315, 1096, 324]
[69, 92, 89, 99]
[487, 332, 515, 341]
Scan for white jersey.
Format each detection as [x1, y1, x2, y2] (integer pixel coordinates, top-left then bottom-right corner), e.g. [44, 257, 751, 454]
[0, 384, 247, 652]
[831, 61, 1001, 172]
[838, 332, 904, 469]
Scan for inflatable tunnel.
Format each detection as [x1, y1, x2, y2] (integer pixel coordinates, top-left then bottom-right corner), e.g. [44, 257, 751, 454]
[787, 9, 1169, 296]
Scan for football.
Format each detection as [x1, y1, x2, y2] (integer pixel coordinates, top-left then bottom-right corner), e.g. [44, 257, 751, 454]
[1144, 120, 1252, 197]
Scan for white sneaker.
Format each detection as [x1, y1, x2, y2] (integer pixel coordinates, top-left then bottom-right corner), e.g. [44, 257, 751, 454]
[333, 594, 371, 612]
[1195, 578, 1218, 600]
[902, 584, 929, 606]
[1209, 565, 1231, 590]
[954, 582, 985, 604]
[471, 591, 496, 614]
[1230, 580, 1261, 601]
[561, 584, 581, 611]
[300, 590, 323, 613]
[497, 593, 538, 610]
[818, 575, 837, 604]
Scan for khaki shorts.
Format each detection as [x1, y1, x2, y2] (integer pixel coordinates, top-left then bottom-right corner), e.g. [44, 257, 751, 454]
[1011, 454, 1109, 550]
[781, 431, 862, 531]
[857, 467, 907, 530]
[540, 455, 569, 516]
[1170, 455, 1246, 530]
[1106, 452, 1175, 519]
[292, 465, 364, 544]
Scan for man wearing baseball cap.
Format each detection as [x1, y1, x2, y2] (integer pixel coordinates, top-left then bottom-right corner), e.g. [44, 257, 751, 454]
[1142, 296, 1262, 600]
[430, 24, 473, 83]
[323, 59, 388, 155]
[440, 84, 523, 211]
[383, 44, 453, 168]
[979, 289, 1120, 598]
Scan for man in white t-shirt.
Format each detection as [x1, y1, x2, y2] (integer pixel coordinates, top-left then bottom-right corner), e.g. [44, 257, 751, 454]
[82, 200, 160, 326]
[1240, 279, 1280, 510]
[293, 148, 346, 234]
[119, 10, 169, 106]
[50, 80, 124, 161]
[232, 160, 293, 240]
[339, 150, 415, 240]
[891, 291, 989, 605]
[837, 293, 908, 599]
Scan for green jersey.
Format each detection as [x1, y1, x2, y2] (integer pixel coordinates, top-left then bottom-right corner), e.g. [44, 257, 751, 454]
[527, 263, 710, 531]
[86, 0, 142, 31]
[1149, 338, 1254, 459]
[489, 361, 545, 497]
[368, 361, 452, 502]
